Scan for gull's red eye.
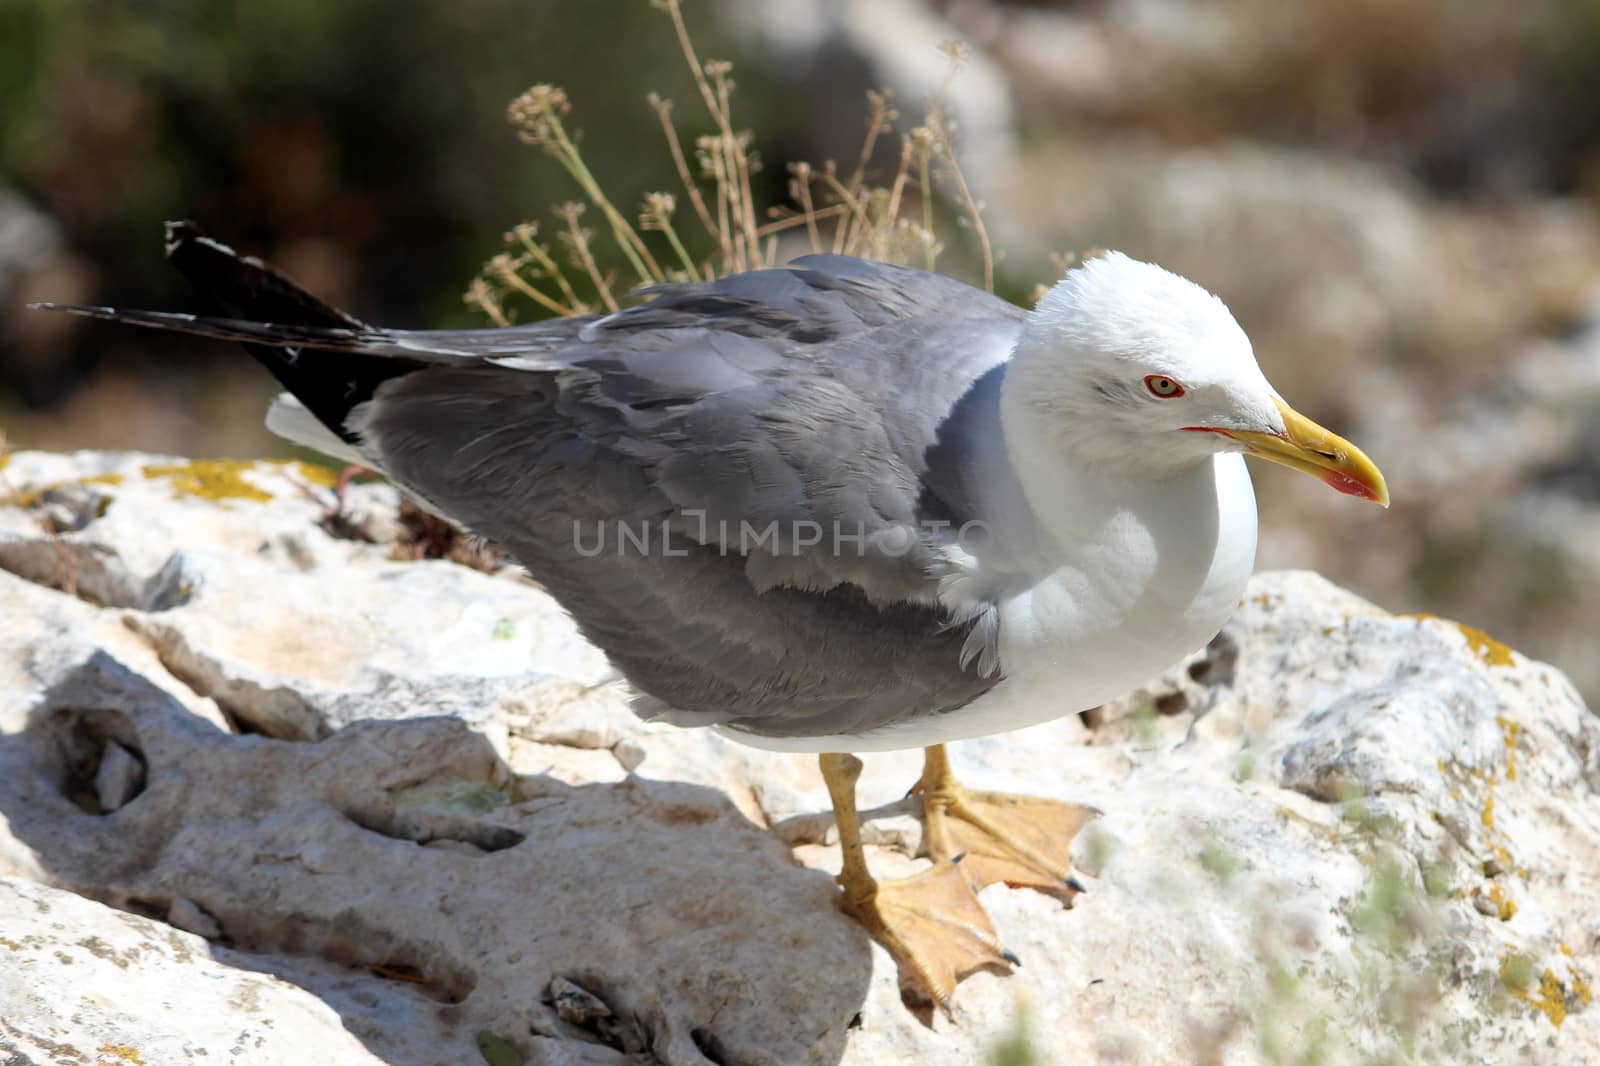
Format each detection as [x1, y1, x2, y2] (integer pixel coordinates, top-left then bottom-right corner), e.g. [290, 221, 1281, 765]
[1145, 375, 1184, 398]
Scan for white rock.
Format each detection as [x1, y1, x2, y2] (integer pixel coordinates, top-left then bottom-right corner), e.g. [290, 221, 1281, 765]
[1, 450, 1598, 1065]
[0, 876, 381, 1064]
[92, 738, 144, 813]
[165, 895, 222, 940]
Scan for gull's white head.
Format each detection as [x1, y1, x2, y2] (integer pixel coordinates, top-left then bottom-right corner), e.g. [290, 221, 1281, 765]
[1009, 251, 1387, 505]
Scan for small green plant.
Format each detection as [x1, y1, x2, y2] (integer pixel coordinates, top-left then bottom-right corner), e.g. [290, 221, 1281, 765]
[987, 997, 1041, 1066]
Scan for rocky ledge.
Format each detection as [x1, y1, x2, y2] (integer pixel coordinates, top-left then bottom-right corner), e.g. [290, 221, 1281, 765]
[0, 450, 1597, 1065]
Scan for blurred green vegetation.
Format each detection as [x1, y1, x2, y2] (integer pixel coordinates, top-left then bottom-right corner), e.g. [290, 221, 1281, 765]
[0, 0, 783, 331]
[6, 0, 1600, 422]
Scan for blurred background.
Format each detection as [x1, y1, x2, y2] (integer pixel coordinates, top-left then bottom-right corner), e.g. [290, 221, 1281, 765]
[2, 0, 1599, 702]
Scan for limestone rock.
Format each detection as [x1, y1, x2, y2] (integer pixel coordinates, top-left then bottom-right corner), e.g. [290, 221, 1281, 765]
[92, 738, 145, 813]
[0, 876, 381, 1064]
[1, 450, 1598, 1065]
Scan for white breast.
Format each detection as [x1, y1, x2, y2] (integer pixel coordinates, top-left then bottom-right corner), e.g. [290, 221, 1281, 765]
[792, 453, 1258, 752]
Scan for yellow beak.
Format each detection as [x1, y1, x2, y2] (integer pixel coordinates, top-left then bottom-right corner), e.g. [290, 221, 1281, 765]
[1227, 398, 1389, 507]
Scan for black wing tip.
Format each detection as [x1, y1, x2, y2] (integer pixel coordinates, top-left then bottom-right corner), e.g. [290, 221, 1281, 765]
[27, 301, 107, 316]
[163, 219, 198, 255]
[164, 219, 241, 261]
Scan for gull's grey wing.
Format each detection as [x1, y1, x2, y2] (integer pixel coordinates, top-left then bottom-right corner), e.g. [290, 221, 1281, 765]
[358, 258, 1027, 737]
[375, 256, 1027, 607]
[41, 228, 1025, 739]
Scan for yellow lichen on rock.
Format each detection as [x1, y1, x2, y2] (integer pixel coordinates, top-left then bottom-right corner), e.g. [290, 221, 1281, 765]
[1489, 883, 1517, 921]
[1497, 715, 1523, 781]
[2, 471, 125, 509]
[1501, 954, 1577, 1027]
[293, 461, 341, 488]
[142, 460, 272, 503]
[97, 1044, 145, 1065]
[1400, 613, 1516, 667]
[1457, 622, 1516, 667]
[1532, 969, 1569, 1027]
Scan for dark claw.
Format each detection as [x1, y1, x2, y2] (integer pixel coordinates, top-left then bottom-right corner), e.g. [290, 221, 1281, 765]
[950, 852, 968, 865]
[1001, 948, 1022, 967]
[1066, 875, 1088, 894]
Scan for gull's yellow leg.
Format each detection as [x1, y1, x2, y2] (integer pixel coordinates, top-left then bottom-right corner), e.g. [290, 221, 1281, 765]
[819, 752, 1016, 1011]
[914, 743, 1100, 905]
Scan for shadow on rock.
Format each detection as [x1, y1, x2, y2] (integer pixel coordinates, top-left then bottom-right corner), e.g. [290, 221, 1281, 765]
[0, 648, 872, 1065]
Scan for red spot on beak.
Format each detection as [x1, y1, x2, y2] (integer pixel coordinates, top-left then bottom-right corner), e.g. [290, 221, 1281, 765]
[1321, 469, 1382, 502]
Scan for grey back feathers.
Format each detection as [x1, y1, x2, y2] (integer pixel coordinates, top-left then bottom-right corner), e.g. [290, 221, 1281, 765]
[362, 256, 1024, 738]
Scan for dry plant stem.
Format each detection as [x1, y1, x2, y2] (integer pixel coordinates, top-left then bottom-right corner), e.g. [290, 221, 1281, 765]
[706, 148, 736, 273]
[845, 92, 890, 195]
[757, 203, 849, 241]
[655, 0, 754, 268]
[558, 206, 618, 313]
[649, 94, 722, 258]
[659, 216, 700, 281]
[868, 191, 899, 261]
[644, 197, 700, 280]
[928, 119, 993, 292]
[46, 526, 78, 599]
[916, 133, 937, 272]
[493, 256, 578, 319]
[848, 96, 897, 259]
[515, 226, 585, 313]
[843, 178, 876, 257]
[483, 6, 1006, 321]
[877, 139, 915, 261]
[791, 165, 824, 255]
[830, 206, 850, 255]
[718, 138, 748, 271]
[541, 109, 662, 285]
[823, 165, 852, 256]
[655, 0, 726, 127]
[822, 169, 872, 257]
[709, 63, 762, 268]
[927, 45, 994, 292]
[739, 142, 764, 267]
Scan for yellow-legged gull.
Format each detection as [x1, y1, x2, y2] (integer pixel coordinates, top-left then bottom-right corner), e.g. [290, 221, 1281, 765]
[37, 222, 1388, 1010]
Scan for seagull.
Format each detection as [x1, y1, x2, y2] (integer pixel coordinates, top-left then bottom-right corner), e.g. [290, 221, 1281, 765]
[37, 221, 1387, 1010]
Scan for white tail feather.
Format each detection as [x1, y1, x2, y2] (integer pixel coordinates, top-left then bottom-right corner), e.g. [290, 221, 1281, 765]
[265, 394, 371, 469]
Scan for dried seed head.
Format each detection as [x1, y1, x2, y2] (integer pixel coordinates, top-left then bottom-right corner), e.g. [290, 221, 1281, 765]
[640, 192, 678, 231]
[508, 85, 572, 147]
